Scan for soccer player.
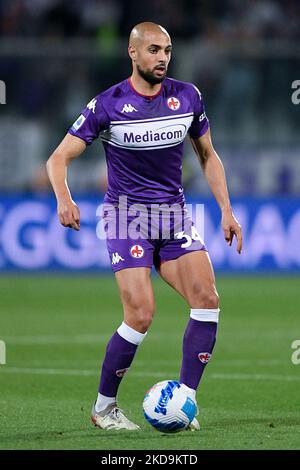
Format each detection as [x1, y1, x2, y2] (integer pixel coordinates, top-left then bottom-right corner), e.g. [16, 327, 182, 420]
[46, 22, 242, 431]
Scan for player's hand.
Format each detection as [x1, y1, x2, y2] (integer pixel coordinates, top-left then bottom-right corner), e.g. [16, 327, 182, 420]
[221, 209, 242, 254]
[57, 198, 80, 231]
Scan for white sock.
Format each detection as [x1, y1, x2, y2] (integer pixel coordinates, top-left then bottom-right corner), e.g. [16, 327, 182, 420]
[95, 393, 116, 413]
[183, 384, 197, 399]
[117, 321, 147, 345]
[95, 324, 147, 414]
[190, 308, 220, 323]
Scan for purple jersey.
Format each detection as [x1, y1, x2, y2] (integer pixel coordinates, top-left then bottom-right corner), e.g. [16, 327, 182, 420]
[69, 77, 209, 206]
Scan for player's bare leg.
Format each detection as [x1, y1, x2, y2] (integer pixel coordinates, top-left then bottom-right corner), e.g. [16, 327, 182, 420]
[115, 267, 155, 333]
[92, 267, 155, 430]
[157, 250, 219, 430]
[158, 251, 218, 308]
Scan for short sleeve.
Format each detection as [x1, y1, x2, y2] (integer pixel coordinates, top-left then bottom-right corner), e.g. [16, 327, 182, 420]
[188, 85, 209, 139]
[68, 96, 109, 145]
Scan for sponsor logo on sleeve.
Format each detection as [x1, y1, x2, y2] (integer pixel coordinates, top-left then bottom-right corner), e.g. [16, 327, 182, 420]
[72, 114, 86, 131]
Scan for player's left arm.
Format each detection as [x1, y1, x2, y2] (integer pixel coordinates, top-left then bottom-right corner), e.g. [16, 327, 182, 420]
[190, 129, 243, 254]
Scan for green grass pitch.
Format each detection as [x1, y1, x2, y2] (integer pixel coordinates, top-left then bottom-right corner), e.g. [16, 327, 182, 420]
[0, 275, 299, 450]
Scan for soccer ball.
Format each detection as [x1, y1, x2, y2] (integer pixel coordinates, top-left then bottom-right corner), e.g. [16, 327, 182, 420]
[143, 380, 197, 433]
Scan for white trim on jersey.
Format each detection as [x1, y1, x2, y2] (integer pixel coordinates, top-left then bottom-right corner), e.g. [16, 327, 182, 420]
[192, 84, 202, 100]
[110, 112, 193, 125]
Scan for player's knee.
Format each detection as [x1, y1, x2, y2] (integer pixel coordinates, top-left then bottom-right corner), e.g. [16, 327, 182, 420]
[189, 284, 219, 309]
[120, 287, 155, 331]
[206, 289, 219, 309]
[124, 300, 155, 332]
[134, 305, 155, 331]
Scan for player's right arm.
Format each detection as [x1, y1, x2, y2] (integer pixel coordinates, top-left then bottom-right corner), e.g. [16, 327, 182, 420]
[46, 134, 86, 231]
[47, 94, 107, 230]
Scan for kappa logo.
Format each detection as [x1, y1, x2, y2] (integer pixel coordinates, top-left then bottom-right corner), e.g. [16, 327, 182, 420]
[111, 252, 125, 265]
[130, 245, 144, 258]
[199, 112, 206, 122]
[116, 368, 129, 378]
[122, 103, 138, 113]
[198, 352, 212, 364]
[167, 97, 180, 111]
[87, 98, 97, 114]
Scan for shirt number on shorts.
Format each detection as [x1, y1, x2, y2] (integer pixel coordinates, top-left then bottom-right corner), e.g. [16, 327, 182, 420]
[175, 226, 204, 248]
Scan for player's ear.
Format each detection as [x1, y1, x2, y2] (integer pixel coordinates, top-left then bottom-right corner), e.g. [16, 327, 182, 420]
[128, 45, 137, 61]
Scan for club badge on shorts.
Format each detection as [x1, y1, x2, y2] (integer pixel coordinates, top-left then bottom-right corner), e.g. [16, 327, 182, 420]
[130, 245, 144, 258]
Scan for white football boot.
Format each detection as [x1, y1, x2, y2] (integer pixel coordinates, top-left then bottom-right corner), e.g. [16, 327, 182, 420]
[187, 416, 200, 431]
[91, 403, 140, 431]
[180, 384, 200, 431]
[187, 398, 200, 431]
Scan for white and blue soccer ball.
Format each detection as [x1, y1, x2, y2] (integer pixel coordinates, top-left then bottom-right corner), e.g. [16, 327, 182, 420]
[143, 380, 197, 433]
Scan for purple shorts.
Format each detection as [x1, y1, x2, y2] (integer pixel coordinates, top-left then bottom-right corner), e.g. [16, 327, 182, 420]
[102, 205, 207, 273]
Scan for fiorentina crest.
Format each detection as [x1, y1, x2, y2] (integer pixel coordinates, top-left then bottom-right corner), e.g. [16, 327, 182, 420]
[167, 96, 180, 110]
[116, 368, 129, 377]
[130, 245, 144, 258]
[198, 352, 211, 363]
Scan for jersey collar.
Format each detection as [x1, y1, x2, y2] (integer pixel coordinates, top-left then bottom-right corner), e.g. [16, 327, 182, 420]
[128, 77, 163, 100]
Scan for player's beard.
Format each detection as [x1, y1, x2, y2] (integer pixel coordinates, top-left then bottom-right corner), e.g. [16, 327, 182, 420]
[137, 64, 166, 85]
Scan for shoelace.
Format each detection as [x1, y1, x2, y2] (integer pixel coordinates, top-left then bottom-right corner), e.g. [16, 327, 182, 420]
[110, 407, 124, 420]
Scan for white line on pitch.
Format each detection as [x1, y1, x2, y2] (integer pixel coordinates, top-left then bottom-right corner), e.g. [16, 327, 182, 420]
[210, 372, 300, 382]
[3, 334, 109, 345]
[136, 359, 287, 366]
[3, 333, 176, 345]
[0, 367, 166, 378]
[0, 367, 299, 382]
[0, 367, 97, 376]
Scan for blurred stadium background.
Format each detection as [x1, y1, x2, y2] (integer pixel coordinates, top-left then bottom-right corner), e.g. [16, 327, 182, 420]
[0, 0, 300, 451]
[0, 0, 300, 272]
